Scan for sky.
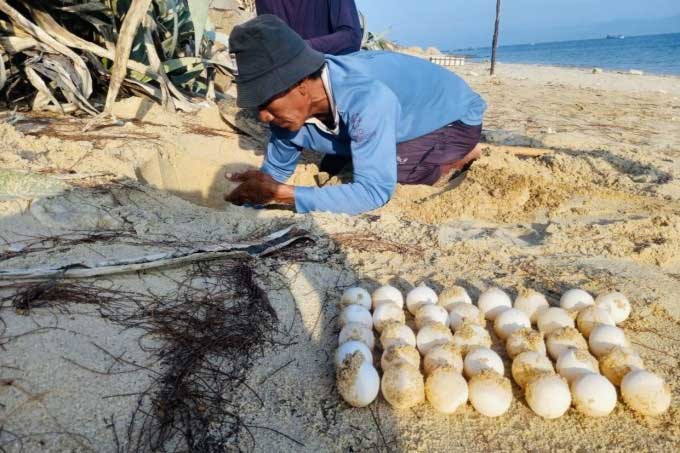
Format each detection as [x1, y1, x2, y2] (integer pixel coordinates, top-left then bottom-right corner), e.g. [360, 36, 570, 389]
[355, 0, 680, 49]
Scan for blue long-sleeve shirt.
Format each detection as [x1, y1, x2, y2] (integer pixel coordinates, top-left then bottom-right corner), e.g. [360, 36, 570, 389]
[261, 51, 487, 215]
[255, 0, 362, 55]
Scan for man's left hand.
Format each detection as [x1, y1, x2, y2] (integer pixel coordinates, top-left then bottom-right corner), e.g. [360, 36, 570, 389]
[224, 170, 294, 207]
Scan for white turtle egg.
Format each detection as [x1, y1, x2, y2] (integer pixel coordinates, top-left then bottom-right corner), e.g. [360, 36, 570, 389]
[438, 286, 472, 311]
[468, 370, 513, 417]
[511, 351, 555, 388]
[448, 302, 485, 331]
[546, 327, 588, 360]
[372, 303, 406, 333]
[416, 323, 454, 355]
[514, 289, 549, 323]
[589, 325, 629, 357]
[494, 308, 531, 340]
[576, 306, 615, 338]
[406, 284, 438, 315]
[339, 304, 372, 329]
[452, 321, 492, 355]
[600, 347, 645, 386]
[336, 352, 380, 407]
[621, 370, 671, 416]
[477, 287, 512, 321]
[423, 344, 463, 375]
[415, 304, 448, 329]
[525, 374, 572, 419]
[571, 373, 617, 417]
[340, 287, 371, 310]
[381, 363, 425, 409]
[506, 328, 546, 359]
[339, 322, 375, 349]
[380, 323, 416, 350]
[555, 348, 599, 384]
[381, 344, 421, 370]
[334, 340, 373, 368]
[372, 285, 404, 310]
[559, 288, 594, 313]
[595, 291, 631, 324]
[537, 307, 575, 335]
[425, 367, 468, 414]
[464, 347, 504, 378]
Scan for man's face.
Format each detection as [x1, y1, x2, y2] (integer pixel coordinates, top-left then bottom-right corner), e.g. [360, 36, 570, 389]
[258, 82, 311, 132]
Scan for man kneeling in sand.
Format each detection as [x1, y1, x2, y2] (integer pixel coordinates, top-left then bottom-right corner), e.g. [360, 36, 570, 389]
[225, 15, 486, 215]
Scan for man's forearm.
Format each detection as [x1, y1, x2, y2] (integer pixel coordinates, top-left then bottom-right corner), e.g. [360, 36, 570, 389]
[274, 184, 295, 205]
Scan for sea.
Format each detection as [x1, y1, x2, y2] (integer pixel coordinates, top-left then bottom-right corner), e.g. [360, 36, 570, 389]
[456, 33, 680, 75]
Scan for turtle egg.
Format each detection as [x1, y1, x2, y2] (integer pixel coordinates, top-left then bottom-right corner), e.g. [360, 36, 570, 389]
[339, 304, 372, 329]
[415, 304, 448, 329]
[381, 344, 420, 370]
[372, 285, 404, 310]
[589, 325, 628, 357]
[571, 373, 617, 417]
[546, 327, 588, 360]
[514, 289, 549, 323]
[506, 328, 546, 359]
[339, 322, 375, 349]
[336, 352, 380, 407]
[380, 323, 416, 350]
[448, 302, 485, 331]
[425, 367, 468, 414]
[372, 303, 406, 333]
[464, 347, 504, 378]
[494, 308, 531, 340]
[555, 348, 599, 384]
[452, 321, 492, 355]
[381, 363, 425, 409]
[576, 306, 615, 338]
[438, 286, 472, 311]
[600, 347, 645, 386]
[559, 288, 594, 313]
[511, 351, 555, 388]
[340, 287, 371, 310]
[477, 287, 512, 321]
[468, 370, 513, 417]
[416, 323, 454, 355]
[595, 291, 631, 324]
[621, 370, 671, 416]
[423, 344, 463, 375]
[406, 284, 438, 315]
[525, 374, 571, 419]
[537, 307, 575, 335]
[334, 340, 373, 368]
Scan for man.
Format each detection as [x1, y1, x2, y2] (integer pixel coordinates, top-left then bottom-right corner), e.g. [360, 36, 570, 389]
[225, 15, 486, 215]
[255, 0, 362, 55]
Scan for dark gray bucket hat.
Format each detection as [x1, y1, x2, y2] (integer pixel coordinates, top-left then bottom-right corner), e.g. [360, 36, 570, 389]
[229, 15, 325, 108]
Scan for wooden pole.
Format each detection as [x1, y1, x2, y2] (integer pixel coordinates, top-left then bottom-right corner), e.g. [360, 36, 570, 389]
[490, 0, 501, 75]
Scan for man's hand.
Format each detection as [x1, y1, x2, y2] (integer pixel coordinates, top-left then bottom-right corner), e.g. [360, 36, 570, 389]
[224, 170, 295, 207]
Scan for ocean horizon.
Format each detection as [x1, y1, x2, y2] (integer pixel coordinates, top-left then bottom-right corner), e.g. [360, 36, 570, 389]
[452, 32, 680, 75]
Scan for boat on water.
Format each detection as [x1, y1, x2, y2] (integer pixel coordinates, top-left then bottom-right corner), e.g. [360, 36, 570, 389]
[606, 34, 625, 39]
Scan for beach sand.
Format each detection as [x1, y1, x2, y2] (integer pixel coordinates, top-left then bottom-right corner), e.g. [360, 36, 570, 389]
[1, 61, 679, 451]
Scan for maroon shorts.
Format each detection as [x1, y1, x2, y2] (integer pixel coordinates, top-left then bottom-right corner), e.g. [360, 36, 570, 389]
[396, 120, 482, 185]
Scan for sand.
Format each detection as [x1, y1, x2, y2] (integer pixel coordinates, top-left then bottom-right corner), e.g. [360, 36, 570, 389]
[1, 60, 679, 451]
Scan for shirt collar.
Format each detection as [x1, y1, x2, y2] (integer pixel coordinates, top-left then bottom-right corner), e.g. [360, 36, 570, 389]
[305, 63, 340, 135]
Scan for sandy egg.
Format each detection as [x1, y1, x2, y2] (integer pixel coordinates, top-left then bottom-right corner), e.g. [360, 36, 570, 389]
[372, 303, 406, 333]
[340, 287, 371, 310]
[381, 363, 425, 409]
[339, 304, 372, 329]
[546, 327, 588, 360]
[452, 321, 492, 355]
[506, 328, 546, 359]
[571, 373, 617, 417]
[514, 289, 549, 323]
[336, 352, 380, 407]
[381, 344, 421, 370]
[334, 340, 373, 368]
[477, 287, 512, 321]
[576, 306, 615, 338]
[406, 284, 438, 315]
[494, 308, 531, 340]
[468, 370, 513, 417]
[595, 291, 631, 324]
[600, 347, 645, 386]
[555, 348, 599, 384]
[415, 304, 449, 329]
[525, 374, 572, 419]
[438, 286, 472, 312]
[464, 347, 504, 378]
[339, 322, 375, 349]
[621, 370, 671, 416]
[371, 285, 404, 310]
[537, 307, 575, 335]
[511, 351, 555, 388]
[559, 288, 594, 313]
[589, 325, 629, 357]
[423, 344, 464, 375]
[425, 367, 469, 414]
[380, 323, 416, 350]
[416, 323, 454, 355]
[448, 302, 485, 331]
